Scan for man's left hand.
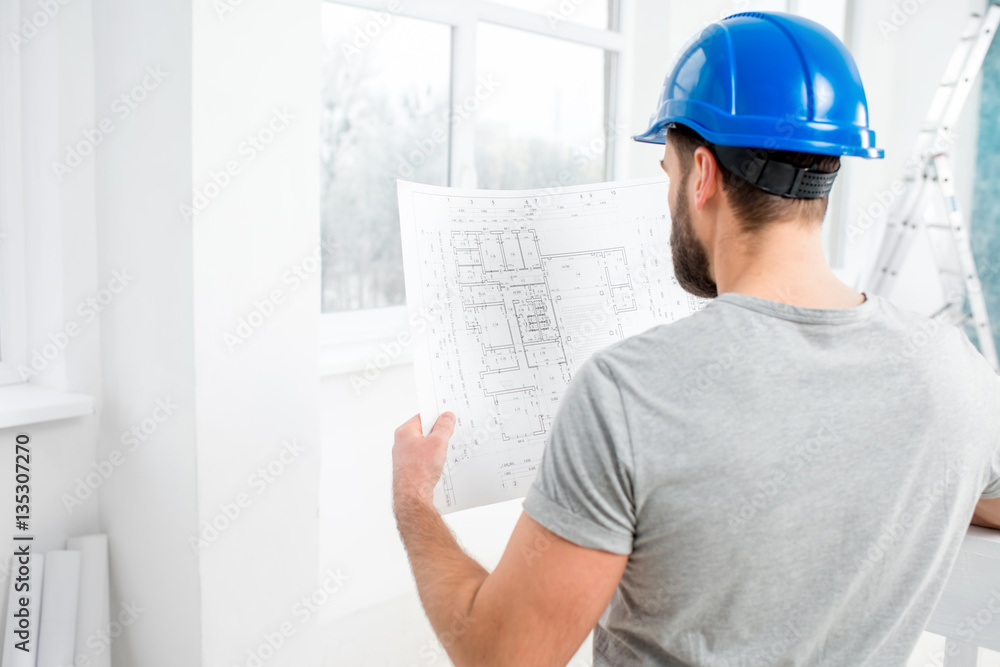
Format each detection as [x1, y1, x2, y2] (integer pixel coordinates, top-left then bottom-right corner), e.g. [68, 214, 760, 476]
[392, 412, 456, 510]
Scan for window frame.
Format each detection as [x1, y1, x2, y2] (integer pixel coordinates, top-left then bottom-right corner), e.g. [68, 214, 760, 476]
[320, 0, 629, 375]
[0, 0, 27, 386]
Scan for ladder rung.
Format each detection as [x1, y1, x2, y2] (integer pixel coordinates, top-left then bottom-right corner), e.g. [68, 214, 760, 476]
[930, 304, 951, 319]
[931, 303, 964, 320]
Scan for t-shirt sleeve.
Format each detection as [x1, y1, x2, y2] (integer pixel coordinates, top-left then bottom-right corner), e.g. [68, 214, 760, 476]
[522, 354, 636, 555]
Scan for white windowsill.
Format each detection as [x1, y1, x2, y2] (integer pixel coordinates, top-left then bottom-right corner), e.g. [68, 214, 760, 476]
[960, 524, 1000, 558]
[320, 306, 414, 377]
[0, 383, 95, 429]
[924, 525, 1000, 652]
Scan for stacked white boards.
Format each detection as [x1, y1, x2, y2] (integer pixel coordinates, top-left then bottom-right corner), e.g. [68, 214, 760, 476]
[0, 535, 110, 667]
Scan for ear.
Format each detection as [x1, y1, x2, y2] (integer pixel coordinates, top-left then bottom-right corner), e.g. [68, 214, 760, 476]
[691, 146, 721, 211]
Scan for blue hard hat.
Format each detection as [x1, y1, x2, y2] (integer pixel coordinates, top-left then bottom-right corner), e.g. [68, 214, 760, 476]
[633, 11, 884, 160]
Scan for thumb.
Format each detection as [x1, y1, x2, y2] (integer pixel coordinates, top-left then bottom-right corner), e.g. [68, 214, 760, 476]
[429, 411, 456, 439]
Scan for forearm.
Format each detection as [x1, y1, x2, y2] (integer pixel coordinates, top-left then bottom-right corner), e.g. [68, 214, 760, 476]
[394, 493, 490, 663]
[972, 499, 1000, 529]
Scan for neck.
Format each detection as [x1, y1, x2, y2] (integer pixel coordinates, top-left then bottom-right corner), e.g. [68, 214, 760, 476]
[709, 214, 864, 308]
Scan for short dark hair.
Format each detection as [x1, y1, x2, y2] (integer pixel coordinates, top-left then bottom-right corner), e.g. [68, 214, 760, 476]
[666, 123, 840, 233]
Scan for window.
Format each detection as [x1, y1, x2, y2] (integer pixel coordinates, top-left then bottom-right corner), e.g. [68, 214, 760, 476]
[0, 0, 26, 386]
[490, 0, 610, 30]
[970, 24, 1000, 360]
[474, 23, 611, 190]
[320, 5, 451, 313]
[319, 0, 625, 373]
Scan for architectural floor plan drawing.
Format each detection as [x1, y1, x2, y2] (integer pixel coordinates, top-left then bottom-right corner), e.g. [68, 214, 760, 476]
[399, 177, 705, 513]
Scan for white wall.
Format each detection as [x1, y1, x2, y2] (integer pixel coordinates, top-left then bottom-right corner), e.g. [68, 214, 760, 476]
[0, 0, 100, 657]
[843, 0, 985, 313]
[90, 0, 329, 663]
[91, 0, 202, 664]
[191, 1, 323, 665]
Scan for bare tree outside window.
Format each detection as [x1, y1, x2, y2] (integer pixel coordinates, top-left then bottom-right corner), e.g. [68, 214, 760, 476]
[320, 2, 614, 314]
[475, 22, 609, 191]
[320, 4, 451, 312]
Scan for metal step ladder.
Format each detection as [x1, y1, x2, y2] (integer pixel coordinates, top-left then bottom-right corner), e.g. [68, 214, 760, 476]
[863, 5, 1000, 372]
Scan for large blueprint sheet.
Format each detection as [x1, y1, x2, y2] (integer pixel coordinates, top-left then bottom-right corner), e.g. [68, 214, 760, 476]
[398, 177, 703, 513]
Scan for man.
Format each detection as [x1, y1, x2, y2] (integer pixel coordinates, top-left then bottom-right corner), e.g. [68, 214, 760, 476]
[392, 12, 1000, 666]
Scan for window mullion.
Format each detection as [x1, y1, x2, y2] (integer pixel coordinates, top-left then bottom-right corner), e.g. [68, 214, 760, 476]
[450, 11, 479, 189]
[610, 0, 631, 180]
[478, 1, 624, 52]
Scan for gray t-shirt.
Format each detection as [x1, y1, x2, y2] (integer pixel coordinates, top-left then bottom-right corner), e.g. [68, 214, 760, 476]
[523, 292, 1000, 667]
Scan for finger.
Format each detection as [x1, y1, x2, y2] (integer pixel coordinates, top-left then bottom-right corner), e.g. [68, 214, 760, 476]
[396, 414, 423, 437]
[429, 411, 456, 439]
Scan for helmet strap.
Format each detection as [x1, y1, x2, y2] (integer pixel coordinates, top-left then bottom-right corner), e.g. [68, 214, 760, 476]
[708, 144, 838, 199]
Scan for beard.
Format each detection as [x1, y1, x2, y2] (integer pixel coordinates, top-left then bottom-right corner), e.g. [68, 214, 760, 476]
[670, 175, 718, 299]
